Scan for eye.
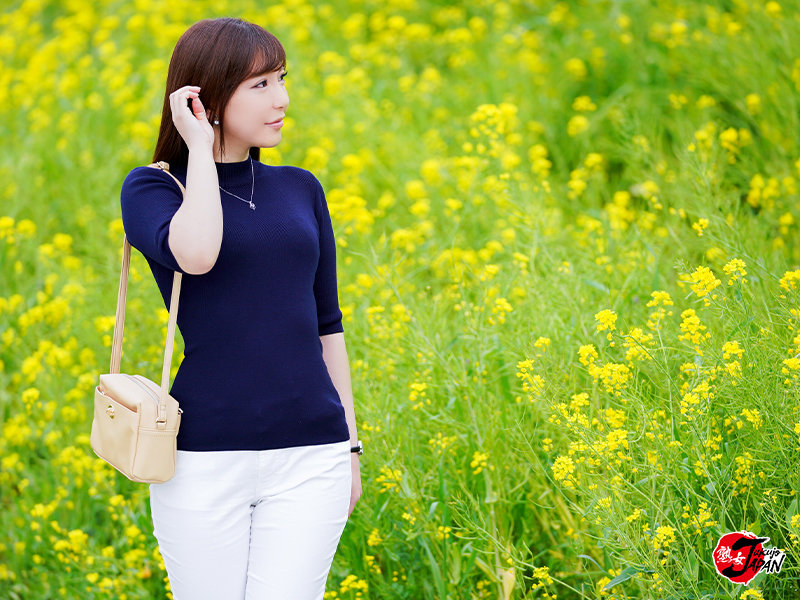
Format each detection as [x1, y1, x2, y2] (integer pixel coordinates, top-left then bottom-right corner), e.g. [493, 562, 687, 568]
[256, 72, 287, 88]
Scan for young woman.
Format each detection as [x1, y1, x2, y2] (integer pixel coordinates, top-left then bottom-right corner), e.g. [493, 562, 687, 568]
[119, 17, 362, 599]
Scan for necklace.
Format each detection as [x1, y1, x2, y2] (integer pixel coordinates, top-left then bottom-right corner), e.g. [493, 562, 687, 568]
[218, 156, 256, 210]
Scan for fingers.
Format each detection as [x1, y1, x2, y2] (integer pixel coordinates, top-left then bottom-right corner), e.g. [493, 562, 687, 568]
[191, 96, 205, 119]
[169, 85, 202, 121]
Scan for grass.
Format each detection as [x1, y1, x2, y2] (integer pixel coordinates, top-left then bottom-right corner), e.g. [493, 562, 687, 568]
[2, 0, 800, 598]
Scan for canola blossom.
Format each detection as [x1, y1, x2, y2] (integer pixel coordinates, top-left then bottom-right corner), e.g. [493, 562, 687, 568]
[3, 0, 800, 598]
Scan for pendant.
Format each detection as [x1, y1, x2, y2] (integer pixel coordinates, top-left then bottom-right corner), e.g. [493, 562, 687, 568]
[249, 202, 256, 210]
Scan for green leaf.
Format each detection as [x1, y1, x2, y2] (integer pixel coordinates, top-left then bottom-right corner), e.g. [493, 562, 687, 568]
[419, 537, 447, 599]
[603, 565, 655, 591]
[578, 554, 604, 571]
[686, 550, 699, 580]
[786, 498, 798, 529]
[583, 278, 610, 294]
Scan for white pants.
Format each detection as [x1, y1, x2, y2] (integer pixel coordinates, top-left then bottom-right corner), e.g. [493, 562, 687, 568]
[148, 440, 352, 600]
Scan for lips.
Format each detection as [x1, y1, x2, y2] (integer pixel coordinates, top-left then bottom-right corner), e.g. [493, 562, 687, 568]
[266, 117, 285, 124]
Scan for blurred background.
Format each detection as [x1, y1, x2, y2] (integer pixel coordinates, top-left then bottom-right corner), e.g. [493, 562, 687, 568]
[2, 0, 800, 598]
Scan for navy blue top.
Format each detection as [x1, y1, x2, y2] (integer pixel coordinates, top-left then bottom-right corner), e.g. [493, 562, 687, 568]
[119, 157, 350, 451]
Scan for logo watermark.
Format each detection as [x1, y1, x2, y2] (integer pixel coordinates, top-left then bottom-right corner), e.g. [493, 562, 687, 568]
[712, 531, 786, 585]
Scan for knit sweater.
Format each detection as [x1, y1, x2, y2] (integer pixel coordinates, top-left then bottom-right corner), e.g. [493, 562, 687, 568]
[119, 157, 350, 451]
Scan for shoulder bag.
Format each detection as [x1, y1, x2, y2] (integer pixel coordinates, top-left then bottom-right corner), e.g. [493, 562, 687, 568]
[90, 161, 186, 483]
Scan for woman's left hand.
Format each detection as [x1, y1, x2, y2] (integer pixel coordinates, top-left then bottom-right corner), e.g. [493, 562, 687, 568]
[348, 455, 362, 518]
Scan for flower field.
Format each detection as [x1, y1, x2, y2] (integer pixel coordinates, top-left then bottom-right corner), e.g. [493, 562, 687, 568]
[2, 0, 800, 598]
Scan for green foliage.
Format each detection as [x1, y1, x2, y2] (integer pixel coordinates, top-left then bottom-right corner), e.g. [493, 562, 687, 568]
[3, 0, 800, 598]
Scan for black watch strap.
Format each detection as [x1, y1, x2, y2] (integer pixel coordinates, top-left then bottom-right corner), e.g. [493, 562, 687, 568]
[350, 440, 363, 455]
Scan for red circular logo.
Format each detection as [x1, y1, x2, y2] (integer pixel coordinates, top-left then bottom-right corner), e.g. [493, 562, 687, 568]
[713, 531, 768, 585]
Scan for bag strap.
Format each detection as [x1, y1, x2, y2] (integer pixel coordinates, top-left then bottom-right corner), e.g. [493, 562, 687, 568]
[110, 160, 187, 428]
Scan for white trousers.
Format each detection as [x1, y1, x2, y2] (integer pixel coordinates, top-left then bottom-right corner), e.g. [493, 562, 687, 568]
[148, 440, 352, 600]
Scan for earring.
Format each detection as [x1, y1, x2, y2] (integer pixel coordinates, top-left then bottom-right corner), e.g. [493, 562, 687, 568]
[213, 119, 220, 125]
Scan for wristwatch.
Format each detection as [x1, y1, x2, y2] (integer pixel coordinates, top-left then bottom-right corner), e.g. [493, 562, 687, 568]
[351, 440, 363, 455]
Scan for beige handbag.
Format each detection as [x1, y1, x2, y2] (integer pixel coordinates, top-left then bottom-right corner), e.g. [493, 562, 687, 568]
[90, 161, 186, 483]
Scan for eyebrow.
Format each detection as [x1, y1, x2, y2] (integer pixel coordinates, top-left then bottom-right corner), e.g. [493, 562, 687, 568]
[250, 68, 286, 80]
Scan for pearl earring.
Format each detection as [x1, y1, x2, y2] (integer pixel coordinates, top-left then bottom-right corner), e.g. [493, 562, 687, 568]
[213, 119, 219, 125]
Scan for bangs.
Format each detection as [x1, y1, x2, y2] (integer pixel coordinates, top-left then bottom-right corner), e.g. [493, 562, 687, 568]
[245, 43, 286, 80]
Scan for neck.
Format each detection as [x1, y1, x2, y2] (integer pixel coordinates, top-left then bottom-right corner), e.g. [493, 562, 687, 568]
[212, 141, 250, 163]
[216, 152, 251, 163]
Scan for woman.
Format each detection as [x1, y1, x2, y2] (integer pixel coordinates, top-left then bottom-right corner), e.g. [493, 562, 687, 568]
[119, 17, 362, 599]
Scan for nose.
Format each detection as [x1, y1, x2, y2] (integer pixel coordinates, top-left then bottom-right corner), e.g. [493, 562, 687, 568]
[272, 85, 288, 110]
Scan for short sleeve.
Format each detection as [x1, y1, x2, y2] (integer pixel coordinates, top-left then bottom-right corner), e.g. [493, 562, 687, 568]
[120, 166, 189, 274]
[312, 178, 344, 336]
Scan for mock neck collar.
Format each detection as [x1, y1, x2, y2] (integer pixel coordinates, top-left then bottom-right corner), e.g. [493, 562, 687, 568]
[215, 156, 255, 188]
[162, 156, 259, 188]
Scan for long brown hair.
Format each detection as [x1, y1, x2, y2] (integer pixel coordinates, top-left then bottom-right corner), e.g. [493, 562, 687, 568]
[152, 17, 286, 167]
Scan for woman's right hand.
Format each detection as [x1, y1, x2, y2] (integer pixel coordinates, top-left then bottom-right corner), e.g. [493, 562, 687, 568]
[169, 85, 214, 151]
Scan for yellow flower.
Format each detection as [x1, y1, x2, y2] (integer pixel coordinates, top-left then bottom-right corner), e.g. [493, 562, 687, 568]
[572, 95, 597, 111]
[723, 258, 748, 285]
[0, 216, 15, 240]
[681, 502, 718, 535]
[367, 528, 382, 547]
[567, 115, 589, 136]
[722, 341, 744, 360]
[681, 266, 721, 305]
[470, 450, 493, 474]
[733, 452, 755, 496]
[408, 381, 429, 410]
[745, 93, 761, 115]
[779, 269, 800, 294]
[16, 219, 36, 237]
[741, 408, 762, 429]
[604, 408, 627, 429]
[585, 153, 604, 171]
[404, 179, 427, 200]
[653, 525, 676, 549]
[338, 574, 369, 594]
[595, 309, 617, 332]
[488, 296, 512, 325]
[516, 359, 545, 397]
[579, 344, 599, 366]
[627, 508, 642, 522]
[764, 1, 781, 18]
[647, 290, 673, 307]
[52, 233, 73, 252]
[432, 432, 458, 455]
[528, 144, 552, 179]
[552, 455, 575, 487]
[564, 57, 587, 79]
[570, 392, 590, 410]
[692, 218, 708, 236]
[725, 360, 742, 380]
[697, 95, 717, 109]
[531, 565, 553, 588]
[786, 357, 800, 371]
[375, 466, 403, 494]
[623, 327, 654, 362]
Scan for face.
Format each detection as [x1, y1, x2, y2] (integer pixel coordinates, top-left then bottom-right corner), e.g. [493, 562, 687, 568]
[212, 66, 289, 161]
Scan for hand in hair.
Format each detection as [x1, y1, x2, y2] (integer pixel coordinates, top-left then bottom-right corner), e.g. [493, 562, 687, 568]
[169, 84, 214, 152]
